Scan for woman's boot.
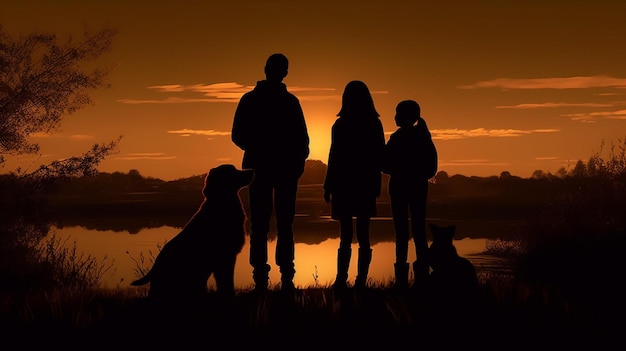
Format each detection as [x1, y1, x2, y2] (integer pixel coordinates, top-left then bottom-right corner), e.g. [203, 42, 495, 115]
[354, 248, 372, 289]
[393, 262, 409, 290]
[332, 247, 351, 290]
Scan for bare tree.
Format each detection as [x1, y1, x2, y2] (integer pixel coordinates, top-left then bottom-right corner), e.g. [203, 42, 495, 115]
[0, 25, 120, 175]
[0, 26, 121, 290]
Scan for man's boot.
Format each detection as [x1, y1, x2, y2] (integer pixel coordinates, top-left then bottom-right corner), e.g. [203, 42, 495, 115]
[393, 262, 409, 290]
[331, 247, 351, 290]
[280, 264, 296, 292]
[354, 248, 372, 289]
[252, 263, 271, 293]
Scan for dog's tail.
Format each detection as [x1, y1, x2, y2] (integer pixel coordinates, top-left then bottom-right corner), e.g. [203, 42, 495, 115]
[130, 273, 151, 286]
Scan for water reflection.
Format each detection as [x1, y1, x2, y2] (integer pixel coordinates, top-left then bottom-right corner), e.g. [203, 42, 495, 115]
[50, 224, 499, 289]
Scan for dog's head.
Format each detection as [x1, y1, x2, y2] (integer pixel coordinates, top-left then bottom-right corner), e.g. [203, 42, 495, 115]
[428, 224, 458, 268]
[202, 164, 254, 198]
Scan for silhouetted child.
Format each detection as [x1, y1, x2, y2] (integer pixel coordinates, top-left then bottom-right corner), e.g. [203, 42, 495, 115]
[382, 100, 437, 289]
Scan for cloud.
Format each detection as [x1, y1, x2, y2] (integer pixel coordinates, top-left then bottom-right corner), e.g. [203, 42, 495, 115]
[147, 84, 188, 92]
[459, 76, 626, 90]
[30, 132, 56, 138]
[289, 86, 337, 93]
[534, 156, 559, 160]
[117, 97, 231, 104]
[432, 128, 559, 140]
[496, 102, 613, 109]
[69, 134, 95, 141]
[438, 159, 510, 167]
[30, 132, 95, 140]
[595, 92, 623, 96]
[115, 153, 177, 160]
[118, 82, 339, 104]
[297, 94, 341, 102]
[604, 110, 626, 119]
[167, 129, 230, 137]
[562, 109, 626, 123]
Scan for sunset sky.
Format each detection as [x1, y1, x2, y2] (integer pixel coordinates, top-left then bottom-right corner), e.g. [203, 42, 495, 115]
[2, 1, 626, 180]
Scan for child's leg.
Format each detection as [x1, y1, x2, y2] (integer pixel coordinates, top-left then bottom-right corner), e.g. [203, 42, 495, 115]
[410, 181, 430, 283]
[391, 195, 410, 263]
[354, 216, 372, 288]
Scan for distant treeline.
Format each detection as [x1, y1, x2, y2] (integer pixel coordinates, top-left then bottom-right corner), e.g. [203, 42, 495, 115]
[47, 158, 601, 196]
[35, 156, 626, 241]
[45, 159, 603, 221]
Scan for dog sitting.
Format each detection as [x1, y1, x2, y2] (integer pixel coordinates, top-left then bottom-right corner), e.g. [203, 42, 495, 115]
[131, 164, 253, 302]
[425, 224, 485, 343]
[428, 224, 481, 305]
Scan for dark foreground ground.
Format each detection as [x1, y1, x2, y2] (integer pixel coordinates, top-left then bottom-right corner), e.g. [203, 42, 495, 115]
[3, 282, 618, 350]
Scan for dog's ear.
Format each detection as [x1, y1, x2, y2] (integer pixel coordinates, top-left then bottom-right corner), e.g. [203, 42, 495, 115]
[203, 165, 230, 197]
[430, 224, 455, 244]
[442, 225, 455, 242]
[203, 164, 252, 198]
[207, 164, 235, 183]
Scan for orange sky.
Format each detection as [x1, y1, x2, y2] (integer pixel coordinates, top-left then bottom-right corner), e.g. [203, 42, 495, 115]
[2, 1, 626, 180]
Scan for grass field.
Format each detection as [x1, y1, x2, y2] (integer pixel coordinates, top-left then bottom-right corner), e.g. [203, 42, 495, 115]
[1, 271, 615, 349]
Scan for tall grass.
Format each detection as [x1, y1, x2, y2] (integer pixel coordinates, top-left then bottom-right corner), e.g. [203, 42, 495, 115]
[34, 231, 113, 289]
[481, 137, 626, 340]
[125, 241, 163, 280]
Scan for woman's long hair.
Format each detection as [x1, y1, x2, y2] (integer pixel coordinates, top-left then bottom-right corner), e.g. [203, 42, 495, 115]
[337, 80, 380, 119]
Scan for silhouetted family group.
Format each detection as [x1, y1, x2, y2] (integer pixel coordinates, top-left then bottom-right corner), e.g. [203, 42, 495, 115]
[231, 53, 439, 292]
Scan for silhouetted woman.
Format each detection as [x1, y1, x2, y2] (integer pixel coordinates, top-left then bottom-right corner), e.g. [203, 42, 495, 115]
[323, 80, 385, 289]
[382, 100, 437, 289]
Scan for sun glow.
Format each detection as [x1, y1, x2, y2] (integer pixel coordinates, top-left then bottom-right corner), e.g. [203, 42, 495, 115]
[303, 106, 338, 164]
[306, 121, 331, 164]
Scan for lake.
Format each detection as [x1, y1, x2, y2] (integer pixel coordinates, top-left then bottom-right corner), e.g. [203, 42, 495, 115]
[48, 215, 516, 290]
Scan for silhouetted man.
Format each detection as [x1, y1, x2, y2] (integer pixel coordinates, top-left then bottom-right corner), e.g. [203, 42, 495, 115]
[231, 53, 310, 292]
